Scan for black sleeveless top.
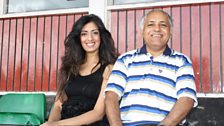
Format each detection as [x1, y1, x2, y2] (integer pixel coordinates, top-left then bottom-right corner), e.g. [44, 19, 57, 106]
[61, 64, 109, 126]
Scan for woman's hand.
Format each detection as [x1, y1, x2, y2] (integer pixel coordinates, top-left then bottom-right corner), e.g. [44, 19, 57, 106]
[40, 121, 58, 126]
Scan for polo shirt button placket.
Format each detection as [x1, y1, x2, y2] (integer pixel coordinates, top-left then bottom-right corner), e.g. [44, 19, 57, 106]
[150, 56, 153, 71]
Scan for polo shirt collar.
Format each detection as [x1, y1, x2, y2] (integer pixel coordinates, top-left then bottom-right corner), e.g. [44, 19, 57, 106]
[139, 44, 172, 56]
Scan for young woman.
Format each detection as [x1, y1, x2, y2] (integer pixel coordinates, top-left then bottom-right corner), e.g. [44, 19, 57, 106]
[41, 14, 117, 126]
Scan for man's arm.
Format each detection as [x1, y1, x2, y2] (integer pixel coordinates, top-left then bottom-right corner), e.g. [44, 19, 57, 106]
[105, 91, 122, 126]
[160, 97, 194, 126]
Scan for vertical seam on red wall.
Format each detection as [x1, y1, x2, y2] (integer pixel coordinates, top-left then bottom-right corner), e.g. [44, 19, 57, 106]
[0, 20, 4, 90]
[209, 4, 213, 93]
[220, 3, 223, 92]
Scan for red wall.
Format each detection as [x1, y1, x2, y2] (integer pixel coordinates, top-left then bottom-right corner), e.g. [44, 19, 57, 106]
[0, 2, 224, 93]
[0, 13, 86, 91]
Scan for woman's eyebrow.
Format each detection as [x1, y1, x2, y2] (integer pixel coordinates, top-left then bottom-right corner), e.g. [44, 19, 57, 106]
[81, 29, 99, 32]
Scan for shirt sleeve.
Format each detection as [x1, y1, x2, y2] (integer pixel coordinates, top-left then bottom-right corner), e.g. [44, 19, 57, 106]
[104, 56, 128, 100]
[176, 56, 198, 107]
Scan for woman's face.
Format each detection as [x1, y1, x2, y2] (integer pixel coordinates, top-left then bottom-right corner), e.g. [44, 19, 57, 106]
[80, 22, 101, 54]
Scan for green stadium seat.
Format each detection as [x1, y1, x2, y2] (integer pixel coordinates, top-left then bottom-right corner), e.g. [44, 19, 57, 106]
[0, 93, 46, 125]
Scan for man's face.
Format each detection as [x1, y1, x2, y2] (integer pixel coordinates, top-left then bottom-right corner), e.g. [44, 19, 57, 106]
[143, 11, 171, 54]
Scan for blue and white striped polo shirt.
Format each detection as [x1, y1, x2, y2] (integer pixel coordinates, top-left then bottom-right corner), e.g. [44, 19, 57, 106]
[105, 44, 198, 126]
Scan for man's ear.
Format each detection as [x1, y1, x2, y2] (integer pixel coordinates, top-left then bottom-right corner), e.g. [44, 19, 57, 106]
[140, 28, 143, 36]
[170, 28, 173, 36]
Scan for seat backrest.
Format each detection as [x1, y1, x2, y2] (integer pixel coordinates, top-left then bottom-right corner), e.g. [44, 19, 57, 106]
[0, 93, 46, 123]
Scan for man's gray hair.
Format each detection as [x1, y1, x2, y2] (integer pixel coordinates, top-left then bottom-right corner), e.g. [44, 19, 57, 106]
[139, 9, 173, 30]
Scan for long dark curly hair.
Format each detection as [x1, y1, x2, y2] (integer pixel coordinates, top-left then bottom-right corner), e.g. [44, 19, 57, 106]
[57, 14, 118, 101]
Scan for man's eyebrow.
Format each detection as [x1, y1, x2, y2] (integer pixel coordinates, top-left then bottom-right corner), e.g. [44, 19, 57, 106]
[147, 21, 155, 23]
[145, 20, 168, 24]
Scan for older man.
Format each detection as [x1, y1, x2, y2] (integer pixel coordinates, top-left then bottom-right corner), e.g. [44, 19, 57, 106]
[105, 10, 198, 126]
